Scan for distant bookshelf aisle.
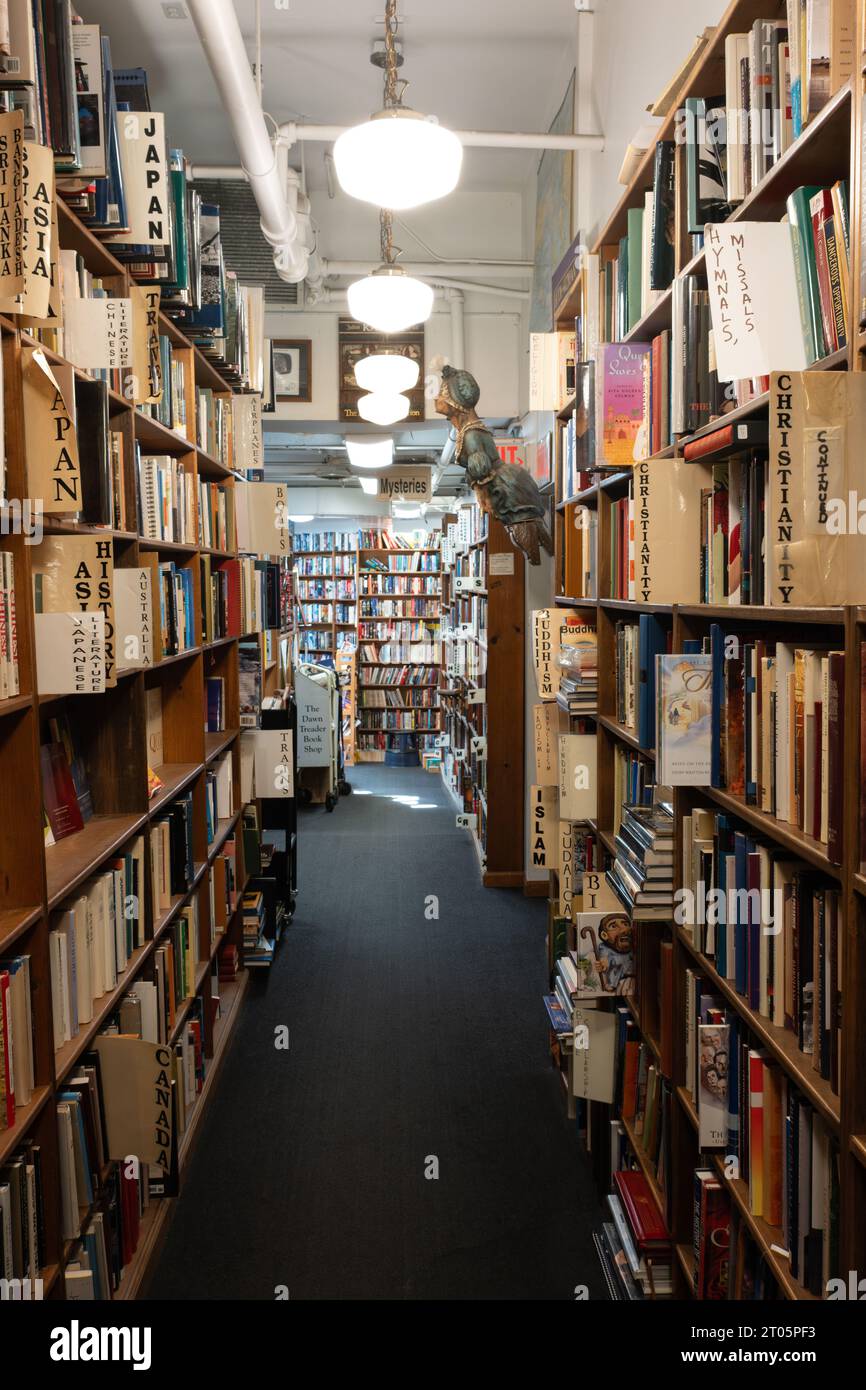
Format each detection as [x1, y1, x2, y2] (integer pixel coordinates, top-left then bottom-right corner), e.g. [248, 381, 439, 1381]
[0, 11, 293, 1300]
[538, 0, 866, 1301]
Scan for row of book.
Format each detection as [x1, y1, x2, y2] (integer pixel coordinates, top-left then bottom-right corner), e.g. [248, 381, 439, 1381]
[49, 842, 147, 1051]
[359, 575, 439, 595]
[0, 550, 19, 701]
[360, 620, 440, 643]
[296, 579, 356, 600]
[359, 642, 440, 665]
[359, 598, 439, 619]
[294, 531, 357, 553]
[295, 554, 356, 576]
[197, 388, 232, 468]
[198, 478, 235, 553]
[360, 689, 439, 709]
[359, 710, 440, 731]
[358, 529, 439, 552]
[0, 1132, 44, 1290]
[200, 555, 283, 645]
[682, 811, 842, 1090]
[150, 791, 195, 910]
[205, 753, 234, 841]
[139, 336, 190, 438]
[300, 602, 355, 625]
[136, 451, 196, 545]
[362, 664, 438, 686]
[689, 1000, 839, 1296]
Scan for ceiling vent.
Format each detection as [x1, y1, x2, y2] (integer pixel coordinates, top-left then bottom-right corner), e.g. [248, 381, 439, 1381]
[193, 178, 300, 305]
[315, 457, 352, 481]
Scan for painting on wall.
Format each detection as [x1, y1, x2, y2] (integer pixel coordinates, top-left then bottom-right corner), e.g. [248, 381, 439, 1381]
[338, 318, 425, 423]
[530, 72, 576, 334]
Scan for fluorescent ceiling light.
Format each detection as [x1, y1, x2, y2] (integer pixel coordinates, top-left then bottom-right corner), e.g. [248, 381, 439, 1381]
[358, 476, 379, 495]
[334, 110, 462, 210]
[289, 513, 314, 523]
[347, 266, 434, 333]
[345, 436, 394, 470]
[354, 352, 420, 394]
[393, 502, 422, 518]
[357, 392, 410, 426]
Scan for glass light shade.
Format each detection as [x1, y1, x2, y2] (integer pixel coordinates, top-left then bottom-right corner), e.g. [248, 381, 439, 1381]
[333, 109, 462, 210]
[345, 436, 394, 470]
[357, 392, 410, 426]
[289, 514, 314, 523]
[354, 352, 419, 394]
[357, 476, 379, 495]
[392, 503, 422, 518]
[347, 266, 434, 333]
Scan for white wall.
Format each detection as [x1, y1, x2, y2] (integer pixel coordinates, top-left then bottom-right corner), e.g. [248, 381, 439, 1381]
[576, 0, 727, 243]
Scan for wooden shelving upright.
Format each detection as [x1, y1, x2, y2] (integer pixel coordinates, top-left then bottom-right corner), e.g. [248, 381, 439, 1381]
[0, 192, 265, 1299]
[547, 0, 866, 1298]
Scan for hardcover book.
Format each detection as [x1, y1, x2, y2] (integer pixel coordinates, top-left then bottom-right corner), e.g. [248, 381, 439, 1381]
[574, 910, 636, 997]
[595, 343, 652, 468]
[656, 653, 713, 785]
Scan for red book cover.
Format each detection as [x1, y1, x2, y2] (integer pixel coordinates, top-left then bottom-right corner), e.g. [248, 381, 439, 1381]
[748, 1051, 765, 1219]
[699, 1181, 731, 1299]
[0, 971, 15, 1128]
[827, 652, 844, 864]
[40, 741, 84, 842]
[217, 559, 241, 637]
[810, 190, 837, 356]
[613, 1169, 670, 1247]
[812, 699, 823, 843]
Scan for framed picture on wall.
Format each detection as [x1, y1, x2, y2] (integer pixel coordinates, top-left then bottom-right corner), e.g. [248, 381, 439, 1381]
[272, 339, 312, 402]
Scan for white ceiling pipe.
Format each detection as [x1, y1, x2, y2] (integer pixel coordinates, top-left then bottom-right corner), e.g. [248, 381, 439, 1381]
[428, 275, 529, 301]
[275, 122, 604, 152]
[323, 260, 530, 277]
[448, 288, 466, 368]
[186, 0, 309, 283]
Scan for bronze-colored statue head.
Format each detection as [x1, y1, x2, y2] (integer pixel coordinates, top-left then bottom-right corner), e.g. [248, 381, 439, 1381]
[435, 364, 481, 421]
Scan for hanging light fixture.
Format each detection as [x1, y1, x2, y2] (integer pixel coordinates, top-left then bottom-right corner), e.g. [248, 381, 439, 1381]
[345, 436, 394, 470]
[357, 475, 380, 495]
[347, 209, 434, 333]
[288, 514, 314, 523]
[357, 391, 411, 426]
[354, 351, 419, 395]
[333, 0, 462, 210]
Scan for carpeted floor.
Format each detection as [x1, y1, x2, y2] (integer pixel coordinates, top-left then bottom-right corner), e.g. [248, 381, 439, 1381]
[145, 763, 605, 1300]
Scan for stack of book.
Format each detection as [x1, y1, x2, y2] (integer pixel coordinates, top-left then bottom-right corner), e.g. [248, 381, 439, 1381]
[605, 1169, 673, 1298]
[609, 802, 674, 919]
[557, 632, 598, 715]
[242, 890, 272, 968]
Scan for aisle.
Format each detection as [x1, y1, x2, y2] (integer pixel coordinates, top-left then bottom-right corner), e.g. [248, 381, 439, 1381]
[146, 764, 605, 1301]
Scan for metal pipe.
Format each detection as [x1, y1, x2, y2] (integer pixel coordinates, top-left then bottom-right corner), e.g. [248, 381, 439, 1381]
[186, 0, 309, 283]
[448, 289, 465, 367]
[323, 259, 530, 278]
[275, 122, 604, 152]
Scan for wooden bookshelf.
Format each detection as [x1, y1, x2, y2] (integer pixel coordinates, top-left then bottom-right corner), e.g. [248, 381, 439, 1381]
[545, 0, 866, 1300]
[0, 190, 267, 1300]
[356, 543, 441, 764]
[293, 535, 358, 667]
[440, 511, 524, 886]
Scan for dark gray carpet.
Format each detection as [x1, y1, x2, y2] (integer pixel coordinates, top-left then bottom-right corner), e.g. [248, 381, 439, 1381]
[145, 764, 605, 1300]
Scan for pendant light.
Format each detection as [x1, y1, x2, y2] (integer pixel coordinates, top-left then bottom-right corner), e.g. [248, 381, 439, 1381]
[345, 436, 394, 470]
[358, 475, 380, 495]
[357, 391, 411, 426]
[347, 210, 434, 333]
[288, 514, 314, 523]
[354, 351, 419, 395]
[333, 0, 462, 211]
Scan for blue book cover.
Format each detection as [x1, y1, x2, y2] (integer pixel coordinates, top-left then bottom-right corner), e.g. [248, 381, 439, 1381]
[543, 993, 571, 1034]
[733, 830, 749, 996]
[637, 613, 666, 750]
[710, 623, 725, 786]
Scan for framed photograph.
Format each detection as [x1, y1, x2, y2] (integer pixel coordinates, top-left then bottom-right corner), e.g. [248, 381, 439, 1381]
[272, 339, 312, 403]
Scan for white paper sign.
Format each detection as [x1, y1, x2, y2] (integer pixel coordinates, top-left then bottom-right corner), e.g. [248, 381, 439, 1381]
[253, 728, 294, 798]
[294, 669, 332, 768]
[704, 222, 809, 382]
[489, 552, 514, 576]
[64, 296, 133, 371]
[115, 568, 154, 670]
[35, 612, 105, 694]
[235, 482, 290, 558]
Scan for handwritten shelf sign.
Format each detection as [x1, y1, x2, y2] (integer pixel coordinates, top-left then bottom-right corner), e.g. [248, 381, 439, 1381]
[704, 222, 809, 383]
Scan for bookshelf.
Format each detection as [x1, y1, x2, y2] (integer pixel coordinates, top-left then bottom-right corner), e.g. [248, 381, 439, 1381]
[0, 187, 268, 1298]
[356, 539, 442, 763]
[293, 533, 358, 664]
[546, 0, 866, 1298]
[440, 507, 525, 885]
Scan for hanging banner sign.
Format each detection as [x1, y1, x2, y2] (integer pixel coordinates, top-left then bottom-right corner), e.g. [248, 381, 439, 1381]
[111, 112, 168, 247]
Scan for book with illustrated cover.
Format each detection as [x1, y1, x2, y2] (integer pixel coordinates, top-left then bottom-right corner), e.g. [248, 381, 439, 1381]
[656, 653, 713, 785]
[40, 740, 84, 842]
[595, 343, 651, 468]
[574, 910, 636, 997]
[698, 1022, 730, 1149]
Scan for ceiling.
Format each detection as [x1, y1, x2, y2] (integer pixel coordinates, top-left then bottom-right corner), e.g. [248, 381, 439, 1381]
[82, 0, 579, 191]
[86, 0, 574, 499]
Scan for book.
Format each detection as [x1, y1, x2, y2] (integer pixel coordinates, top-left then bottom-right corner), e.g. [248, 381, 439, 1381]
[656, 653, 713, 785]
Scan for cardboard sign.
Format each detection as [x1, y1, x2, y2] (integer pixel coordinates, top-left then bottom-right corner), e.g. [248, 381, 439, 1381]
[235, 482, 291, 558]
[111, 112, 169, 247]
[63, 291, 133, 372]
[22, 348, 81, 512]
[533, 702, 562, 785]
[34, 612, 105, 694]
[233, 394, 263, 477]
[295, 669, 331, 767]
[558, 733, 597, 821]
[115, 568, 154, 671]
[529, 784, 557, 871]
[9, 141, 54, 319]
[0, 111, 24, 303]
[532, 608, 559, 700]
[377, 466, 432, 503]
[704, 221, 809, 382]
[129, 283, 162, 404]
[93, 1036, 174, 1173]
[253, 728, 294, 798]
